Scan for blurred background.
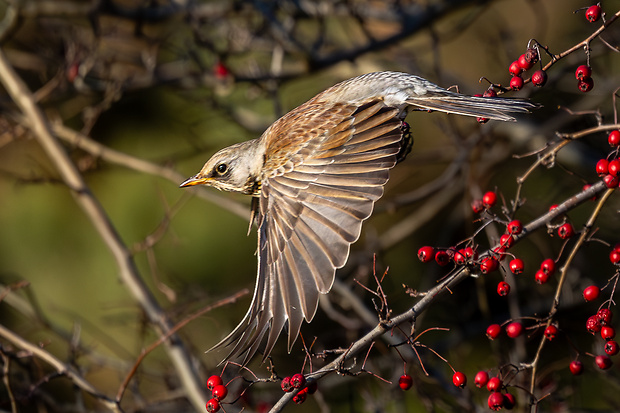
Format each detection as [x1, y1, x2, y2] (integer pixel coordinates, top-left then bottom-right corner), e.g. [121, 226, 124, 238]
[0, 0, 619, 411]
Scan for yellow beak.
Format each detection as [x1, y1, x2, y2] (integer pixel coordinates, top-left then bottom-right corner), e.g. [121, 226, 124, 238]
[179, 175, 210, 187]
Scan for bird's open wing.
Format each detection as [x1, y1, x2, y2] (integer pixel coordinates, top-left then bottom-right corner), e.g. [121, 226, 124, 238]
[211, 100, 404, 363]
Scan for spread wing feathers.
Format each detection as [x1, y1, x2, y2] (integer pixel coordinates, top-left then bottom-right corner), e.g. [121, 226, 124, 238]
[406, 93, 537, 122]
[210, 101, 403, 363]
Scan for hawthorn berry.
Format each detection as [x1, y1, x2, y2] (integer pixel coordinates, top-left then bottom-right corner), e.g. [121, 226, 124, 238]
[569, 360, 584, 375]
[435, 250, 450, 266]
[601, 326, 616, 340]
[500, 234, 514, 249]
[293, 388, 307, 404]
[531, 70, 547, 87]
[509, 258, 525, 275]
[610, 249, 620, 265]
[603, 174, 619, 188]
[483, 88, 498, 98]
[488, 392, 504, 411]
[558, 223, 574, 239]
[281, 376, 293, 392]
[482, 191, 497, 207]
[608, 159, 620, 177]
[207, 375, 223, 391]
[471, 199, 485, 213]
[417, 246, 435, 263]
[506, 322, 524, 338]
[597, 308, 613, 325]
[510, 75, 524, 91]
[480, 257, 499, 274]
[486, 324, 502, 340]
[605, 340, 619, 356]
[595, 355, 612, 370]
[544, 324, 559, 341]
[540, 258, 556, 275]
[583, 285, 600, 302]
[477, 116, 489, 124]
[517, 53, 534, 71]
[535, 269, 550, 284]
[503, 392, 516, 410]
[507, 220, 523, 235]
[575, 65, 592, 80]
[206, 398, 221, 413]
[509, 60, 523, 76]
[291, 373, 306, 389]
[497, 281, 511, 297]
[212, 384, 228, 401]
[463, 247, 477, 261]
[585, 4, 602, 22]
[453, 249, 467, 265]
[587, 315, 602, 334]
[474, 371, 489, 388]
[486, 377, 503, 392]
[214, 62, 229, 79]
[596, 159, 609, 176]
[578, 77, 594, 92]
[609, 130, 620, 147]
[452, 371, 467, 388]
[398, 374, 413, 390]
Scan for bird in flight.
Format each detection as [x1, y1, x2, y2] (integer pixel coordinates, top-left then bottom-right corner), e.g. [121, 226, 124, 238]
[180, 71, 537, 364]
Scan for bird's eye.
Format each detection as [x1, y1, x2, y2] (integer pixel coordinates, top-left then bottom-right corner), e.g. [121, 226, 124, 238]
[215, 163, 228, 175]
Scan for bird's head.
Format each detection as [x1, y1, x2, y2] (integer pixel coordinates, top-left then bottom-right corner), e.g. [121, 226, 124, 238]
[180, 139, 264, 195]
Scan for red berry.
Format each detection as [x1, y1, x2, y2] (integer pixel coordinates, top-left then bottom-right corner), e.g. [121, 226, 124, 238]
[507, 220, 523, 235]
[207, 375, 223, 391]
[488, 392, 504, 411]
[595, 354, 612, 370]
[480, 257, 499, 274]
[474, 371, 489, 388]
[540, 258, 556, 275]
[509, 258, 525, 275]
[587, 315, 602, 334]
[293, 389, 307, 404]
[517, 53, 534, 71]
[497, 281, 511, 296]
[482, 191, 497, 207]
[214, 62, 229, 79]
[291, 373, 306, 389]
[558, 223, 575, 239]
[585, 4, 602, 22]
[578, 77, 594, 92]
[486, 324, 501, 340]
[525, 48, 539, 64]
[399, 374, 413, 390]
[435, 250, 450, 266]
[610, 249, 620, 265]
[601, 326, 616, 340]
[463, 247, 477, 261]
[603, 174, 619, 188]
[483, 89, 498, 98]
[597, 308, 613, 325]
[608, 160, 620, 177]
[609, 130, 620, 147]
[575, 65, 592, 80]
[583, 285, 600, 302]
[506, 322, 523, 338]
[605, 340, 619, 356]
[212, 384, 228, 401]
[500, 234, 514, 249]
[503, 392, 516, 410]
[417, 246, 435, 263]
[471, 199, 485, 213]
[510, 75, 524, 91]
[477, 117, 489, 124]
[535, 269, 550, 284]
[452, 371, 467, 388]
[570, 360, 584, 375]
[281, 376, 293, 392]
[596, 159, 609, 176]
[509, 60, 523, 76]
[544, 324, 559, 341]
[486, 376, 503, 392]
[206, 398, 221, 413]
[453, 249, 467, 265]
[531, 70, 547, 87]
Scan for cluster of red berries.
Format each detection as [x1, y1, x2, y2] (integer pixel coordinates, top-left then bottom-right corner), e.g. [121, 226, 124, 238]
[205, 375, 228, 413]
[575, 64, 594, 93]
[486, 321, 524, 340]
[508, 47, 544, 91]
[280, 373, 317, 404]
[572, 307, 617, 375]
[534, 258, 555, 284]
[596, 131, 620, 188]
[473, 372, 516, 411]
